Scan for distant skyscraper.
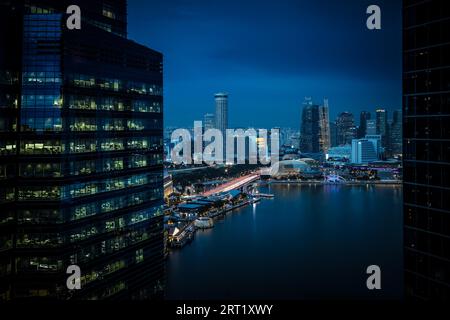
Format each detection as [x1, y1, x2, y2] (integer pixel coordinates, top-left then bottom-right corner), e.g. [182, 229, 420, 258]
[336, 112, 356, 145]
[365, 134, 382, 158]
[300, 97, 320, 153]
[403, 0, 450, 300]
[203, 113, 215, 131]
[366, 119, 377, 135]
[376, 109, 389, 148]
[215, 93, 228, 136]
[329, 121, 337, 147]
[351, 139, 377, 164]
[357, 111, 371, 138]
[389, 110, 402, 156]
[318, 99, 331, 153]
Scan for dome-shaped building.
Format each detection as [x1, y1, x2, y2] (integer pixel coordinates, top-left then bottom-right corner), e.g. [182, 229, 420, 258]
[270, 159, 321, 178]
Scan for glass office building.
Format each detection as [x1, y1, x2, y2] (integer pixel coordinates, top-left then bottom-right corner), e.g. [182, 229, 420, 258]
[0, 0, 164, 300]
[403, 0, 450, 300]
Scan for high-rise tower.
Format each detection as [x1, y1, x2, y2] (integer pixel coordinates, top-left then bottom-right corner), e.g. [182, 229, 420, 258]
[403, 0, 450, 300]
[0, 0, 164, 300]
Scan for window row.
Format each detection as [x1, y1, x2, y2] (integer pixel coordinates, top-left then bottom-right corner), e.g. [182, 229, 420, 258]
[67, 95, 162, 113]
[404, 93, 450, 116]
[69, 224, 162, 265]
[16, 206, 163, 248]
[403, 183, 450, 212]
[69, 117, 162, 132]
[404, 68, 450, 94]
[404, 140, 450, 163]
[19, 136, 162, 155]
[66, 74, 162, 96]
[16, 189, 162, 224]
[17, 173, 162, 200]
[18, 154, 162, 178]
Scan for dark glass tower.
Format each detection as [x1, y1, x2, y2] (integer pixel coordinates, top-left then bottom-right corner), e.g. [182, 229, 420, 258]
[403, 0, 450, 300]
[0, 0, 164, 300]
[357, 111, 371, 139]
[336, 111, 356, 146]
[300, 98, 320, 153]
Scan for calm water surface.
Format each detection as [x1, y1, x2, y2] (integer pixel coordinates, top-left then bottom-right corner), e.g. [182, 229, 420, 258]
[166, 184, 403, 299]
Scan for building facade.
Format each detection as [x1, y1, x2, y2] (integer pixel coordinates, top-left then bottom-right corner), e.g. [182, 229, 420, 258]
[403, 0, 450, 300]
[357, 111, 371, 138]
[375, 109, 389, 150]
[300, 98, 320, 153]
[336, 112, 356, 146]
[0, 0, 164, 300]
[214, 93, 228, 136]
[351, 139, 377, 164]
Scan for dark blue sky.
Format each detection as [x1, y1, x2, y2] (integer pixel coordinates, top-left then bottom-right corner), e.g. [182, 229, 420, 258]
[127, 0, 402, 128]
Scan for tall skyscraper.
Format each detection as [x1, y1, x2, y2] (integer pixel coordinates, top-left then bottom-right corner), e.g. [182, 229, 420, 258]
[376, 109, 389, 149]
[357, 111, 371, 138]
[403, 0, 450, 300]
[336, 112, 356, 145]
[390, 110, 402, 156]
[300, 98, 320, 153]
[318, 99, 331, 153]
[203, 113, 215, 131]
[0, 0, 164, 300]
[214, 93, 228, 136]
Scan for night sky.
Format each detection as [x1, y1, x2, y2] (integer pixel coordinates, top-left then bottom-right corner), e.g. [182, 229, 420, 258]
[127, 0, 402, 129]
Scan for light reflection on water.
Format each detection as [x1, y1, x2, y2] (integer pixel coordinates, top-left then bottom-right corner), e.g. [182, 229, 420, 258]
[166, 184, 403, 300]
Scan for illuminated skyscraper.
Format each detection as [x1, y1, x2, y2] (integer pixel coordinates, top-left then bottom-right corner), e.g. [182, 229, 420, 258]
[214, 93, 228, 136]
[376, 109, 389, 149]
[0, 0, 164, 300]
[318, 99, 331, 153]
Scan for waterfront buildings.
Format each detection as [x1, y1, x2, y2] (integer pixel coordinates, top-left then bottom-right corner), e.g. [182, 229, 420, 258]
[326, 145, 351, 162]
[0, 0, 164, 300]
[351, 139, 377, 164]
[318, 99, 331, 153]
[403, 0, 450, 300]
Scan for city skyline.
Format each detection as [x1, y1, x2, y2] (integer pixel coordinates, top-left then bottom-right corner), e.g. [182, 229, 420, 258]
[164, 94, 401, 131]
[127, 0, 402, 128]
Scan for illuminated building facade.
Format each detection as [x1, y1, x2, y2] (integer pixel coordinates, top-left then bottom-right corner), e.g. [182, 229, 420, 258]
[0, 0, 164, 300]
